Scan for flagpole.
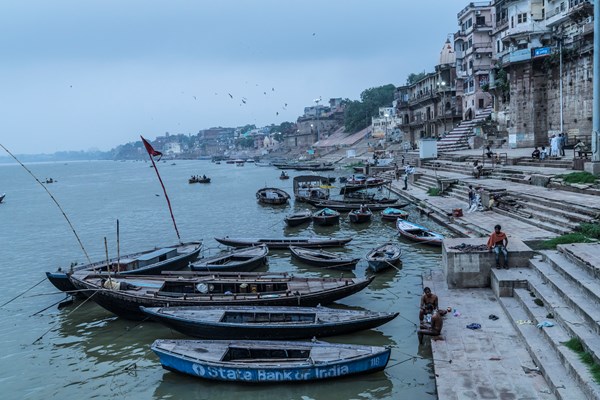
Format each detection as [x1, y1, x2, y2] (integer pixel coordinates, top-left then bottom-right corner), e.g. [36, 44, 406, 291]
[141, 136, 182, 243]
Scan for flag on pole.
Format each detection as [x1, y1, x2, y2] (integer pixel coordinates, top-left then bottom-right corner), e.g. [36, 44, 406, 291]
[141, 136, 163, 160]
[140, 135, 181, 242]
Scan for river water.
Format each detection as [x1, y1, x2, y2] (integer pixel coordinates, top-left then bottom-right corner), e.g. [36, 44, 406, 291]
[0, 160, 449, 399]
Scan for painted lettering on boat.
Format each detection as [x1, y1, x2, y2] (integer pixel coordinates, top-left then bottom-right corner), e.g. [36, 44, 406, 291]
[191, 363, 351, 381]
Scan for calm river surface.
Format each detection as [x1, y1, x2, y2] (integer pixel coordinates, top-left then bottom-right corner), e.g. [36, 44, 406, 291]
[0, 160, 449, 399]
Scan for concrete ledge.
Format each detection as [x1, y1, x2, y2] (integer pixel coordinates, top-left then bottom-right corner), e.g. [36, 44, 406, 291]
[442, 238, 534, 289]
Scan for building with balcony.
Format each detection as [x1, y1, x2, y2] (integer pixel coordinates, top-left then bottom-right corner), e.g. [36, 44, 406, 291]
[489, 0, 593, 147]
[394, 39, 462, 147]
[455, 2, 494, 121]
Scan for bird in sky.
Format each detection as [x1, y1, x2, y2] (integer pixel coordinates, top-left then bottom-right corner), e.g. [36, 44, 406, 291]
[193, 96, 197, 100]
[228, 93, 233, 99]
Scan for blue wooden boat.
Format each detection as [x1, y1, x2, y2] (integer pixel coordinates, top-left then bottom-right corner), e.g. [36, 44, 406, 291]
[140, 305, 399, 339]
[365, 243, 402, 272]
[45, 241, 202, 294]
[396, 220, 444, 247]
[151, 339, 391, 382]
[381, 207, 409, 221]
[214, 236, 352, 249]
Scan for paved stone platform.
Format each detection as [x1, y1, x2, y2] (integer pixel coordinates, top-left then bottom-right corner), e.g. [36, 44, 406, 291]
[424, 269, 558, 400]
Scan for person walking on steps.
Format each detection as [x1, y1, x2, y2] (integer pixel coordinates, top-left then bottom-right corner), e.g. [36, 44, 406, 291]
[403, 164, 414, 190]
[487, 224, 508, 269]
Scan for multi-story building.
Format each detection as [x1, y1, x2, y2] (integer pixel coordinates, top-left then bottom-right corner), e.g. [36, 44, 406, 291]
[371, 107, 401, 140]
[455, 1, 494, 121]
[394, 39, 461, 147]
[490, 0, 594, 147]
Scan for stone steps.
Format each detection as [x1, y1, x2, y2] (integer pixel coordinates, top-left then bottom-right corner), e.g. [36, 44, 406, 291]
[498, 295, 588, 400]
[516, 158, 573, 169]
[515, 193, 600, 220]
[492, 206, 571, 235]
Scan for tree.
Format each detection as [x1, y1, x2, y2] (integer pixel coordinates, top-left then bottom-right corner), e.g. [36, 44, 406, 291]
[406, 72, 427, 85]
[343, 84, 396, 133]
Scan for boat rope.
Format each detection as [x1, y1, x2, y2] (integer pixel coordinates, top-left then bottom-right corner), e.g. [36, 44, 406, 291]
[0, 277, 46, 308]
[0, 143, 92, 264]
[32, 289, 100, 344]
[391, 348, 452, 364]
[30, 296, 70, 316]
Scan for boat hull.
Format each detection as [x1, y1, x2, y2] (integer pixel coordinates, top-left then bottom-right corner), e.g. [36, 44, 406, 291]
[69, 273, 374, 320]
[214, 237, 352, 249]
[141, 306, 398, 339]
[151, 339, 391, 383]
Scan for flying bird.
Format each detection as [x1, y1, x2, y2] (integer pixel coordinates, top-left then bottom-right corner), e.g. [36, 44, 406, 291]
[193, 96, 197, 100]
[272, 88, 274, 91]
[228, 93, 233, 99]
[276, 112, 279, 116]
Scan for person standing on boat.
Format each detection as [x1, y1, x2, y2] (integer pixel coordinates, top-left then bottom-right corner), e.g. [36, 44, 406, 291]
[487, 224, 508, 269]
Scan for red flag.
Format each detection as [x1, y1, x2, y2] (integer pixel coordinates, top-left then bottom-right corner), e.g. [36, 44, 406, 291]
[141, 136, 162, 159]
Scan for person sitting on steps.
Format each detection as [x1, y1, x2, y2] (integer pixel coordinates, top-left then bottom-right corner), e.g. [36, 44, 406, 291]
[487, 224, 509, 269]
[531, 147, 540, 160]
[418, 304, 444, 344]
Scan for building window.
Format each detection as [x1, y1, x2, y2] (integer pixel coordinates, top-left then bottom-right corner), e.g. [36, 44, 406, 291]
[517, 13, 527, 24]
[511, 16, 514, 28]
[479, 99, 484, 108]
[476, 16, 485, 25]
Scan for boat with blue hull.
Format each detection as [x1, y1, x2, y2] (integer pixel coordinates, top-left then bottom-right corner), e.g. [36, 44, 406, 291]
[140, 305, 399, 339]
[214, 236, 352, 249]
[151, 339, 391, 383]
[45, 241, 202, 293]
[396, 219, 444, 247]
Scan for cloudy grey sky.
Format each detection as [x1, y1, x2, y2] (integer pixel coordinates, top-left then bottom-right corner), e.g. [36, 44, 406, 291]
[1, 0, 466, 154]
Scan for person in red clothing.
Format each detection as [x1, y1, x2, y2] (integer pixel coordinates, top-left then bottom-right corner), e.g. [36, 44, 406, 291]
[487, 224, 508, 269]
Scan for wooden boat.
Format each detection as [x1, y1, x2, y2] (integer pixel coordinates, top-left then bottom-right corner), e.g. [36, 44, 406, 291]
[312, 208, 340, 226]
[284, 210, 312, 227]
[289, 246, 359, 271]
[68, 271, 374, 320]
[365, 243, 402, 272]
[381, 207, 409, 221]
[293, 175, 330, 203]
[190, 245, 268, 272]
[256, 187, 290, 205]
[348, 208, 372, 224]
[189, 176, 211, 184]
[314, 201, 407, 213]
[45, 241, 203, 294]
[396, 219, 444, 246]
[279, 172, 290, 180]
[214, 236, 352, 249]
[141, 305, 399, 339]
[339, 177, 390, 194]
[151, 339, 391, 382]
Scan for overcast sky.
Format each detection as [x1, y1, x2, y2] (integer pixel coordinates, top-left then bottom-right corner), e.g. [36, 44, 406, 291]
[0, 0, 466, 154]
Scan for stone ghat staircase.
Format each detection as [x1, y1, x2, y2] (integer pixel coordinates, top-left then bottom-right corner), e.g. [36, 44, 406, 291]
[492, 243, 600, 400]
[405, 170, 599, 237]
[437, 106, 493, 152]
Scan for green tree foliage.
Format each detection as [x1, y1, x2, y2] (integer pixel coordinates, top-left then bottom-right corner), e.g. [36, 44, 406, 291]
[343, 84, 396, 133]
[269, 121, 296, 135]
[406, 72, 427, 85]
[236, 136, 255, 148]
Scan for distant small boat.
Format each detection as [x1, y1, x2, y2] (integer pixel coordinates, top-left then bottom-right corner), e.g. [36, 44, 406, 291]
[365, 243, 402, 272]
[279, 172, 290, 180]
[45, 178, 56, 184]
[381, 207, 409, 221]
[289, 246, 359, 271]
[255, 162, 270, 167]
[190, 245, 268, 272]
[151, 339, 392, 382]
[312, 208, 340, 226]
[348, 208, 372, 224]
[189, 176, 211, 184]
[214, 236, 352, 249]
[284, 210, 312, 227]
[314, 201, 407, 212]
[141, 305, 398, 339]
[256, 187, 290, 205]
[396, 220, 444, 246]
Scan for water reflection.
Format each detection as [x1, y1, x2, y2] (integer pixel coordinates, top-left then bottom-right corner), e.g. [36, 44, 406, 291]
[153, 368, 394, 400]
